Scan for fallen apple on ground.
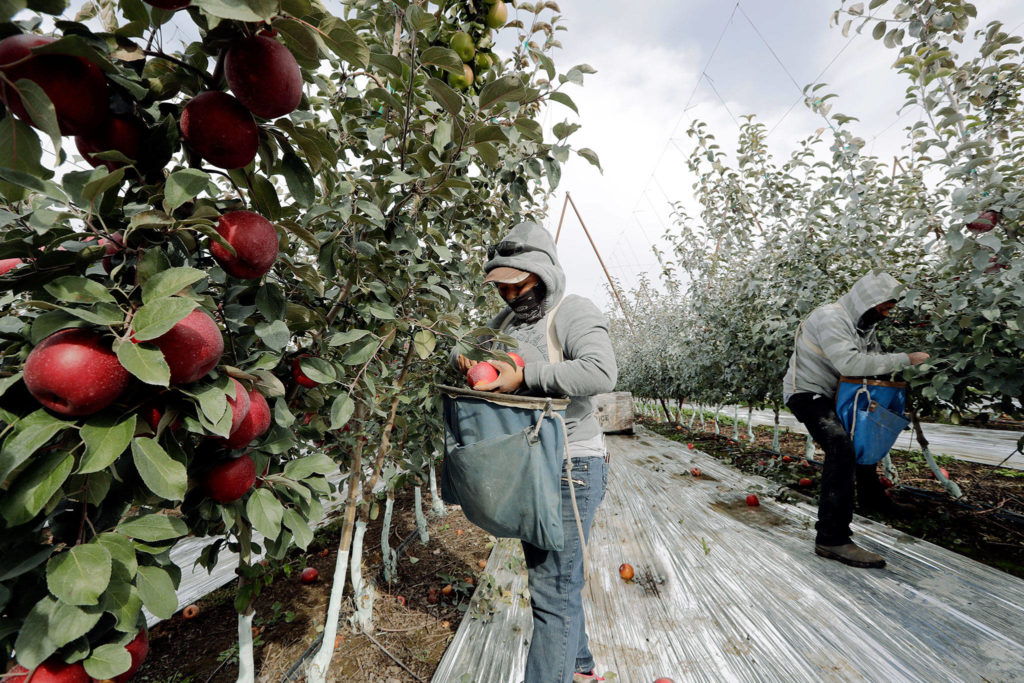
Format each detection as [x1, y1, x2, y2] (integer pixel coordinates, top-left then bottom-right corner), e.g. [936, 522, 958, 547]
[690, 467, 701, 477]
[746, 494, 760, 506]
[182, 604, 199, 619]
[300, 567, 318, 583]
[799, 477, 812, 487]
[618, 563, 634, 581]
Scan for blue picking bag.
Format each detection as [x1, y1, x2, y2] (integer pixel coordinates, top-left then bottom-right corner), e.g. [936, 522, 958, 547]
[836, 377, 910, 465]
[439, 384, 569, 551]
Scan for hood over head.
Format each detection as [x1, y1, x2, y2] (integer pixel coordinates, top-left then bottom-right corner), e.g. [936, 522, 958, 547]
[838, 271, 903, 323]
[484, 222, 566, 313]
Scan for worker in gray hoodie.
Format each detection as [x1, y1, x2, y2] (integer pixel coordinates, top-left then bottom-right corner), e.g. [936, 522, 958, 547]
[452, 221, 617, 683]
[784, 272, 929, 568]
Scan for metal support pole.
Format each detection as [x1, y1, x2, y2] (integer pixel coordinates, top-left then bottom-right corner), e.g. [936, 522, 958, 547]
[554, 194, 570, 244]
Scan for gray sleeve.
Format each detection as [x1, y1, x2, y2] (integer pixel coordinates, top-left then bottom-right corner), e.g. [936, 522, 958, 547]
[523, 297, 617, 396]
[818, 313, 911, 377]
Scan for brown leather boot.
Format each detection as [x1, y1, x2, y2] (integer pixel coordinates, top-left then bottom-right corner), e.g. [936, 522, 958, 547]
[815, 542, 886, 568]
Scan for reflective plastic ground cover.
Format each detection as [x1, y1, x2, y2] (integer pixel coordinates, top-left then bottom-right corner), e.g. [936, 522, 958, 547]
[434, 426, 1024, 681]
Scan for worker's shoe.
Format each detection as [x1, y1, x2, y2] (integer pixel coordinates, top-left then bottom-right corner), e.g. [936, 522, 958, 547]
[573, 671, 606, 682]
[815, 542, 886, 568]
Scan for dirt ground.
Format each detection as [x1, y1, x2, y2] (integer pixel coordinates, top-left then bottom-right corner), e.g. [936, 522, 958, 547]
[644, 416, 1024, 579]
[137, 486, 493, 682]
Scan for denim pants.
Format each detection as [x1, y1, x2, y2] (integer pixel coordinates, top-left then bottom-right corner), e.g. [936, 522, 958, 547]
[522, 455, 608, 683]
[787, 393, 887, 546]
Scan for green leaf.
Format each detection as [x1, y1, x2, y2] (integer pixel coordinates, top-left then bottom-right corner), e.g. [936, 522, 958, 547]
[299, 357, 336, 383]
[366, 301, 395, 320]
[0, 546, 52, 581]
[283, 453, 337, 479]
[56, 302, 125, 326]
[475, 142, 499, 167]
[114, 340, 170, 386]
[281, 153, 315, 208]
[342, 337, 379, 365]
[0, 409, 71, 483]
[47, 544, 112, 605]
[0, 449, 73, 525]
[255, 319, 290, 350]
[328, 395, 354, 430]
[419, 46, 465, 75]
[83, 643, 133, 680]
[413, 329, 436, 359]
[142, 266, 207, 303]
[131, 297, 197, 341]
[250, 173, 282, 220]
[135, 565, 177, 619]
[44, 276, 117, 304]
[11, 79, 61, 154]
[547, 91, 579, 114]
[99, 580, 142, 631]
[193, 0, 275, 21]
[425, 78, 462, 116]
[82, 167, 126, 204]
[164, 169, 211, 210]
[256, 283, 287, 321]
[478, 75, 526, 110]
[15, 596, 100, 668]
[282, 508, 313, 549]
[0, 117, 48, 202]
[95, 532, 138, 579]
[322, 17, 370, 67]
[576, 147, 602, 172]
[118, 513, 189, 542]
[131, 438, 187, 501]
[78, 415, 137, 474]
[246, 487, 285, 539]
[327, 329, 370, 346]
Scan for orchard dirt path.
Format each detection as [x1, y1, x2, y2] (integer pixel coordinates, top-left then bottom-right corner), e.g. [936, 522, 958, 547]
[435, 426, 1024, 682]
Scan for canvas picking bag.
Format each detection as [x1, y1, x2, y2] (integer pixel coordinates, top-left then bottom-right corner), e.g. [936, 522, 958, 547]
[835, 377, 910, 465]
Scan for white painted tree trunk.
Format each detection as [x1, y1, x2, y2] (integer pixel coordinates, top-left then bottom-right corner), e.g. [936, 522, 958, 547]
[415, 486, 429, 544]
[805, 433, 815, 460]
[429, 457, 447, 516]
[747, 407, 755, 441]
[732, 405, 740, 440]
[922, 446, 963, 498]
[236, 612, 255, 683]
[882, 453, 898, 484]
[688, 406, 697, 429]
[713, 405, 721, 435]
[381, 493, 397, 584]
[772, 409, 781, 451]
[350, 520, 374, 633]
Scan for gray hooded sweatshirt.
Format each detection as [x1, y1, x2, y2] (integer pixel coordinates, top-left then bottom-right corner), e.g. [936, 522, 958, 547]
[453, 222, 617, 443]
[783, 272, 912, 401]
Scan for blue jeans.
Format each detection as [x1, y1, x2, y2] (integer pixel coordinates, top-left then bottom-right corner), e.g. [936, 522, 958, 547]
[522, 455, 608, 683]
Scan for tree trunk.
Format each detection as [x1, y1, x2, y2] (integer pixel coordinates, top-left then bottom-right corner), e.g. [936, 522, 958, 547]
[414, 486, 429, 544]
[429, 456, 446, 517]
[911, 411, 962, 498]
[772, 408, 780, 451]
[732, 404, 740, 440]
[349, 520, 374, 633]
[381, 490, 397, 584]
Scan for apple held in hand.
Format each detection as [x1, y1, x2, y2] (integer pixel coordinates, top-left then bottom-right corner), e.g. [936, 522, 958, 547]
[210, 210, 279, 280]
[507, 352, 525, 367]
[24, 328, 130, 416]
[143, 308, 224, 384]
[466, 361, 498, 389]
[203, 453, 257, 503]
[300, 567, 319, 583]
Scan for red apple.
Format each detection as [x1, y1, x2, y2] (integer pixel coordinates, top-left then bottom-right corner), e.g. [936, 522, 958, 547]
[112, 628, 148, 683]
[6, 659, 89, 683]
[300, 567, 318, 583]
[690, 467, 701, 477]
[226, 378, 251, 436]
[223, 388, 271, 449]
[24, 328, 130, 416]
[209, 210, 278, 279]
[182, 604, 199, 619]
[0, 257, 24, 275]
[0, 34, 108, 136]
[782, 455, 792, 463]
[932, 467, 950, 479]
[800, 459, 810, 468]
[507, 352, 525, 367]
[143, 0, 190, 8]
[225, 35, 303, 119]
[466, 361, 498, 389]
[687, 443, 694, 450]
[99, 232, 125, 274]
[879, 476, 894, 490]
[75, 115, 145, 172]
[799, 477, 812, 487]
[966, 210, 1000, 234]
[654, 679, 676, 683]
[746, 494, 760, 506]
[618, 563, 634, 581]
[180, 91, 258, 169]
[292, 355, 318, 388]
[142, 404, 182, 434]
[143, 308, 224, 384]
[203, 453, 256, 503]
[984, 255, 1007, 274]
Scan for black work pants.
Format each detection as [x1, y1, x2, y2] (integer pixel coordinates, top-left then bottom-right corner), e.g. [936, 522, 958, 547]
[786, 393, 885, 546]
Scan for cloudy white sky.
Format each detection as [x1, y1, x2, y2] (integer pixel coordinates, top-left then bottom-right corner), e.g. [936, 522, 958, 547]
[518, 0, 1024, 312]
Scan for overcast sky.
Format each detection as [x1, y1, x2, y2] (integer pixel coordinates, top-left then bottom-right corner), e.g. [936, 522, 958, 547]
[522, 0, 1024, 312]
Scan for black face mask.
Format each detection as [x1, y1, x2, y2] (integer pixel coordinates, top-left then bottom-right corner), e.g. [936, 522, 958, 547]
[858, 307, 886, 331]
[508, 282, 546, 324]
